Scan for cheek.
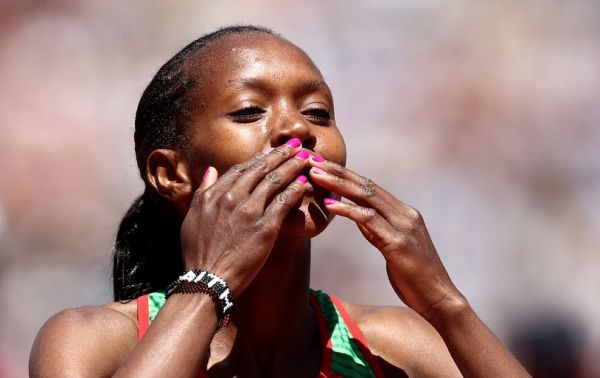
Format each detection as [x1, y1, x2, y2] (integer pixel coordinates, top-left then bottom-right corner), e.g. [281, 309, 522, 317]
[202, 125, 269, 174]
[318, 128, 347, 166]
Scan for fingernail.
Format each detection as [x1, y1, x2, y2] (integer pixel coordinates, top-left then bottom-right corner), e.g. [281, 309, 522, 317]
[295, 175, 308, 184]
[311, 154, 326, 163]
[324, 198, 337, 205]
[284, 137, 302, 148]
[311, 167, 326, 175]
[203, 166, 213, 180]
[294, 150, 309, 160]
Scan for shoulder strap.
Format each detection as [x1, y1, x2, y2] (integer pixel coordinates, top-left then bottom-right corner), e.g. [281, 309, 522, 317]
[137, 294, 150, 342]
[328, 295, 385, 378]
[310, 290, 385, 378]
[137, 292, 167, 341]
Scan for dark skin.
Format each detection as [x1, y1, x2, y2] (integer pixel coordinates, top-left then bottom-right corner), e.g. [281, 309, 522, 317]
[30, 33, 530, 377]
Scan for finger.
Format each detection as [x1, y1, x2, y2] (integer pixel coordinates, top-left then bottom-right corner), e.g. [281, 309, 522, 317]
[308, 158, 413, 224]
[200, 152, 266, 200]
[230, 137, 303, 195]
[323, 198, 399, 253]
[246, 149, 309, 210]
[262, 175, 308, 230]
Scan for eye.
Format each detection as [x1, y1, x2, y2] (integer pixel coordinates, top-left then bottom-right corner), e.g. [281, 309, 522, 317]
[228, 106, 266, 123]
[302, 107, 331, 124]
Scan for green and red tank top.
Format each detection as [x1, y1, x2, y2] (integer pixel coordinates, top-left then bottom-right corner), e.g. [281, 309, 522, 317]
[137, 289, 385, 377]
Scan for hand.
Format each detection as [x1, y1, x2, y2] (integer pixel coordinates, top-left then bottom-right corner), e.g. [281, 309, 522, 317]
[308, 157, 466, 321]
[180, 138, 309, 297]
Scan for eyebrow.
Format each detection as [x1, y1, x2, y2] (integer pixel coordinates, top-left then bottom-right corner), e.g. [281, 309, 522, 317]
[226, 78, 332, 98]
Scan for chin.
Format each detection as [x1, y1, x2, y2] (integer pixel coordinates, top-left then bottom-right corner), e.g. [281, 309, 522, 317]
[279, 192, 335, 239]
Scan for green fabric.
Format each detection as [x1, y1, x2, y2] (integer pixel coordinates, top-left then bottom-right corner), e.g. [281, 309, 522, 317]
[148, 291, 166, 323]
[145, 290, 375, 377]
[310, 289, 376, 378]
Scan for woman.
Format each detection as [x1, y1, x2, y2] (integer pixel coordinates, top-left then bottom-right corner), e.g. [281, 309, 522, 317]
[30, 26, 529, 377]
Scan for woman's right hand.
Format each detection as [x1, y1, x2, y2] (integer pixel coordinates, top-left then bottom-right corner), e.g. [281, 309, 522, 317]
[179, 138, 308, 297]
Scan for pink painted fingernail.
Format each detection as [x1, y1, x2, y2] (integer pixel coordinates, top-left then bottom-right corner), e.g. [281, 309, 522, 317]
[311, 167, 326, 175]
[324, 198, 337, 205]
[284, 137, 302, 148]
[295, 150, 309, 160]
[295, 175, 308, 184]
[202, 166, 213, 180]
[311, 154, 326, 163]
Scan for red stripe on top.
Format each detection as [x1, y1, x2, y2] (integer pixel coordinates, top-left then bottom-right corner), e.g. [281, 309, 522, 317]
[329, 295, 386, 378]
[309, 293, 338, 377]
[137, 294, 150, 342]
[137, 292, 380, 377]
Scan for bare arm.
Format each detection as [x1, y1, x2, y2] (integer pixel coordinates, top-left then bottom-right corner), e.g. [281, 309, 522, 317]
[29, 299, 217, 378]
[31, 140, 310, 376]
[309, 157, 530, 377]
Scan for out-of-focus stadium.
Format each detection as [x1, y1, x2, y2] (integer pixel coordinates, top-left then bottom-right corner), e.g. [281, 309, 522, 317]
[1, 1, 599, 376]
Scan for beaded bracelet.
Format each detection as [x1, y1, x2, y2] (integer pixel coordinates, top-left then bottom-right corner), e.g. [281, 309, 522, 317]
[166, 269, 233, 329]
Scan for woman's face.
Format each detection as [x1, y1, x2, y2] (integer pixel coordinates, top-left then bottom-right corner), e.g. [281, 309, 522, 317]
[185, 32, 346, 238]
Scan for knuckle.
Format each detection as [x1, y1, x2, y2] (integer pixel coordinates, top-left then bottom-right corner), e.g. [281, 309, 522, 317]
[229, 164, 246, 174]
[221, 192, 238, 208]
[331, 163, 346, 175]
[196, 191, 212, 208]
[275, 193, 289, 205]
[251, 158, 268, 171]
[406, 206, 422, 222]
[359, 175, 375, 188]
[286, 158, 301, 169]
[364, 207, 377, 220]
[272, 146, 290, 157]
[265, 171, 283, 184]
[359, 184, 376, 198]
[350, 206, 375, 221]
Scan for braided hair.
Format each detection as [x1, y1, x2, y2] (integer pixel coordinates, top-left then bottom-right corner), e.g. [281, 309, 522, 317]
[113, 25, 277, 301]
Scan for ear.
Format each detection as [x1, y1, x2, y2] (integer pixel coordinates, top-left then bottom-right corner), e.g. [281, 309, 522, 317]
[146, 149, 193, 210]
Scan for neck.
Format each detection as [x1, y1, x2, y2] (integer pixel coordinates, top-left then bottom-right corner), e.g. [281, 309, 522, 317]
[211, 237, 320, 375]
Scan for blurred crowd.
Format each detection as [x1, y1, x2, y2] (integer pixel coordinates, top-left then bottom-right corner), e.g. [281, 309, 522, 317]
[1, 1, 599, 376]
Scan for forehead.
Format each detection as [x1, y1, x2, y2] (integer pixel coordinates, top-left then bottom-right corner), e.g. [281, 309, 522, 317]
[197, 32, 324, 85]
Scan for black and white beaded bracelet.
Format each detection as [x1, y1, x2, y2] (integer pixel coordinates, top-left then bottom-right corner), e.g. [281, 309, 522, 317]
[166, 269, 234, 328]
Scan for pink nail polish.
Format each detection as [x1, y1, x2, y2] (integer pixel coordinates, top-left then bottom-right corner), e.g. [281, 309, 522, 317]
[295, 150, 309, 160]
[324, 198, 337, 205]
[311, 167, 326, 175]
[295, 175, 308, 184]
[284, 137, 302, 148]
[311, 154, 326, 163]
[203, 166, 212, 180]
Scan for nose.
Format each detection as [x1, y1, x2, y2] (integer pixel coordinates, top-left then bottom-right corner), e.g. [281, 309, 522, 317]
[270, 107, 317, 150]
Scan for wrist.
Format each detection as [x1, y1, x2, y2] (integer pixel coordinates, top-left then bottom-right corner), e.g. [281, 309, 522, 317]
[167, 269, 234, 329]
[424, 293, 473, 331]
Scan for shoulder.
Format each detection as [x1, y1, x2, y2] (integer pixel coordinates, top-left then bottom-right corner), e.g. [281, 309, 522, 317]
[336, 298, 461, 377]
[29, 301, 138, 377]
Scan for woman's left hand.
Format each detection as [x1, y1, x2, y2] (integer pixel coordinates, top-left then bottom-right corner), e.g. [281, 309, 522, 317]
[308, 156, 466, 322]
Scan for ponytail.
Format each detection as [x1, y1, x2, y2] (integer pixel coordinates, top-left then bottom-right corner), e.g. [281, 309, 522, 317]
[113, 25, 277, 301]
[112, 190, 183, 301]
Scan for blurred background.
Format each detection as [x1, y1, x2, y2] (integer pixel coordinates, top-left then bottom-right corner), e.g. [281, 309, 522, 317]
[1, 0, 599, 376]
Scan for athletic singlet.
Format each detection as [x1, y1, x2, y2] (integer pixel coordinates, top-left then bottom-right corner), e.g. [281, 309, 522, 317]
[137, 289, 385, 377]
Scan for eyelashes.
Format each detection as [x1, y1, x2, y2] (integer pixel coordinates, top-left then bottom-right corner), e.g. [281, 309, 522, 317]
[301, 108, 331, 123]
[227, 106, 331, 124]
[228, 106, 266, 123]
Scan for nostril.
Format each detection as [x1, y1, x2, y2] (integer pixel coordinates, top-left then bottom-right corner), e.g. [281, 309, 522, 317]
[277, 136, 290, 147]
[302, 137, 316, 150]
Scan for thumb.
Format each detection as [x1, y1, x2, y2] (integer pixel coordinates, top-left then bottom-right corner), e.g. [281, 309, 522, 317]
[198, 166, 218, 192]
